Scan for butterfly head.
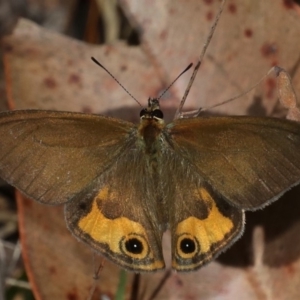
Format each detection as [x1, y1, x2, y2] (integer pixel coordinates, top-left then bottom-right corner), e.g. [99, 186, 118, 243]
[139, 98, 164, 125]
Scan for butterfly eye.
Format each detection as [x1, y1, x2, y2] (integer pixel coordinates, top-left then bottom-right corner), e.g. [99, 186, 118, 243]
[152, 109, 164, 120]
[176, 234, 199, 258]
[120, 234, 150, 259]
[140, 109, 147, 118]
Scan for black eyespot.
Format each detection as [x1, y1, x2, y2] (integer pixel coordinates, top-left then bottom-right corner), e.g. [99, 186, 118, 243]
[125, 238, 143, 254]
[140, 109, 147, 117]
[152, 109, 163, 119]
[180, 238, 196, 254]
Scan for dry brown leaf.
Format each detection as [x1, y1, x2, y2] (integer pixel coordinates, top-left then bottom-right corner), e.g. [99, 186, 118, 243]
[121, 0, 300, 116]
[17, 195, 125, 299]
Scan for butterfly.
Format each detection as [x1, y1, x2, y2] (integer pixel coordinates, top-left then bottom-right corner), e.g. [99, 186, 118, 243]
[0, 96, 300, 272]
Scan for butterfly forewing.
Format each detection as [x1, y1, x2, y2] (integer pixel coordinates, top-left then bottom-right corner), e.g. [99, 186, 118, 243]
[168, 116, 300, 210]
[0, 110, 133, 205]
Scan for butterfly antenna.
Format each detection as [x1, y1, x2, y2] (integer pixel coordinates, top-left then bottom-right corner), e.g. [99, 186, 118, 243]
[157, 63, 193, 101]
[174, 0, 227, 119]
[91, 57, 142, 107]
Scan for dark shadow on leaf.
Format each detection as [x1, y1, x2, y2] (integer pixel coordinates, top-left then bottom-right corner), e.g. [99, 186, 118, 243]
[217, 185, 300, 268]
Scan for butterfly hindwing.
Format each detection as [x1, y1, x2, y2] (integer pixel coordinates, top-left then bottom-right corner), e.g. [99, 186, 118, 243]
[159, 148, 244, 271]
[171, 185, 244, 271]
[64, 143, 165, 272]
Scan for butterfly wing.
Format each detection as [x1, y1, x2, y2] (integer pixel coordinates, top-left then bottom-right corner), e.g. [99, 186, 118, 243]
[160, 148, 244, 271]
[0, 110, 165, 271]
[0, 110, 138, 204]
[65, 146, 165, 271]
[168, 116, 300, 210]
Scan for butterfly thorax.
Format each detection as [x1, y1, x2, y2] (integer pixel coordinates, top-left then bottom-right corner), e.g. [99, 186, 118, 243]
[138, 98, 165, 156]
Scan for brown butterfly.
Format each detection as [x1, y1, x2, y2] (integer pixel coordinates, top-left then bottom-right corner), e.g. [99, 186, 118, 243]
[0, 96, 300, 272]
[1, 0, 300, 273]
